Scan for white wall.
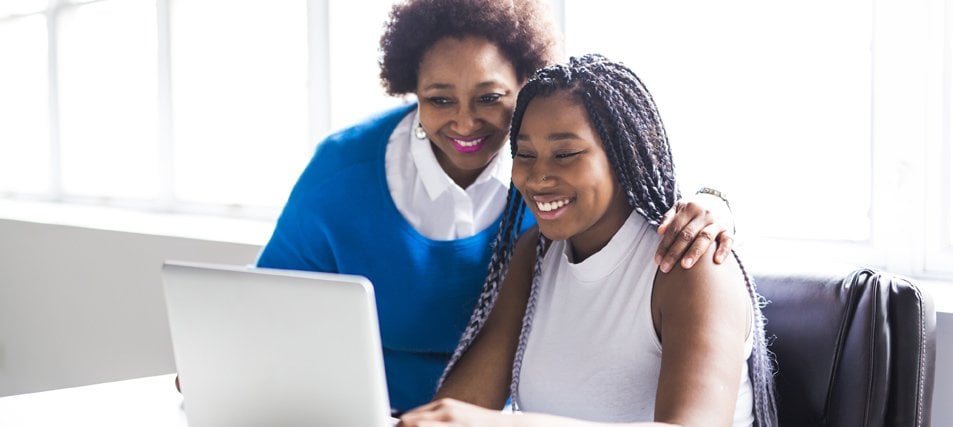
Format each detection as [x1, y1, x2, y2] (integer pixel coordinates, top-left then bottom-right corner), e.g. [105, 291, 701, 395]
[0, 218, 950, 425]
[0, 218, 261, 397]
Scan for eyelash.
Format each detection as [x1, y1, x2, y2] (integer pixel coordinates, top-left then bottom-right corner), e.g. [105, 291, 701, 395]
[478, 94, 502, 104]
[428, 97, 453, 107]
[427, 94, 503, 107]
[515, 151, 584, 159]
[556, 151, 584, 159]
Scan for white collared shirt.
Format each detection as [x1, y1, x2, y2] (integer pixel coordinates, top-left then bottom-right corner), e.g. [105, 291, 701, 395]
[385, 110, 512, 241]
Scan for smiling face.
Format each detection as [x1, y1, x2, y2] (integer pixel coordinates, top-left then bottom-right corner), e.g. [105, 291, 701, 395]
[513, 91, 633, 261]
[416, 36, 520, 188]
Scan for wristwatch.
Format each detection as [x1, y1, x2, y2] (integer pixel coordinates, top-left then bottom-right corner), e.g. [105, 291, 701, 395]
[695, 187, 735, 234]
[695, 187, 730, 210]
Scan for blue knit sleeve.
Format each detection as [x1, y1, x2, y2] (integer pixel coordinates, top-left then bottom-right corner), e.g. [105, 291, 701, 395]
[256, 156, 338, 273]
[256, 104, 415, 273]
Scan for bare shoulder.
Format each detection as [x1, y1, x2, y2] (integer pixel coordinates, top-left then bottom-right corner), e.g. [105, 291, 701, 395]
[650, 248, 754, 424]
[652, 245, 750, 328]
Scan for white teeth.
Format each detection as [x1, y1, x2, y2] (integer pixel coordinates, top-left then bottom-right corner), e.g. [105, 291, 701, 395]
[453, 138, 483, 147]
[536, 199, 570, 212]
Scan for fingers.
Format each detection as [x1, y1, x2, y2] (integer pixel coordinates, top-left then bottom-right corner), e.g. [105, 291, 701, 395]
[656, 194, 742, 271]
[655, 202, 686, 266]
[659, 216, 710, 272]
[399, 409, 450, 426]
[407, 399, 448, 413]
[398, 399, 457, 427]
[679, 223, 722, 269]
[399, 418, 452, 427]
[714, 231, 735, 264]
[656, 205, 677, 236]
[399, 418, 451, 427]
[398, 398, 504, 427]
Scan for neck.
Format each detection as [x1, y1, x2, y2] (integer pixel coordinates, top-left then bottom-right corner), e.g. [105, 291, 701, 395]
[431, 142, 487, 189]
[568, 202, 634, 263]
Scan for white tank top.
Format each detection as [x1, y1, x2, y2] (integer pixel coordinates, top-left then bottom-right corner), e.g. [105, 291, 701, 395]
[517, 211, 754, 425]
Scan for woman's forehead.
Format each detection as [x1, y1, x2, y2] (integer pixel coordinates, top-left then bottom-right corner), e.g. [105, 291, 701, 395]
[519, 93, 597, 141]
[416, 37, 518, 90]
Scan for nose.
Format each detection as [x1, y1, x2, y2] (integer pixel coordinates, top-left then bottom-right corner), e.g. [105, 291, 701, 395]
[451, 104, 481, 135]
[524, 160, 555, 192]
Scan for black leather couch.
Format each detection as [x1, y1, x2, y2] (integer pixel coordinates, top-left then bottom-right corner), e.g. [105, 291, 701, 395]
[755, 267, 936, 426]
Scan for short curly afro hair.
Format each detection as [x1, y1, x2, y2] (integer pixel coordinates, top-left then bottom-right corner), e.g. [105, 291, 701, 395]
[379, 0, 561, 96]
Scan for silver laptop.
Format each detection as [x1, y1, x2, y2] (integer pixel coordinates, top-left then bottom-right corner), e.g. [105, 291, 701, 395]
[161, 261, 394, 427]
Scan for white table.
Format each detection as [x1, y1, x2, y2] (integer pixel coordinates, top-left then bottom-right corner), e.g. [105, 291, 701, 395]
[0, 374, 188, 427]
[0, 374, 404, 426]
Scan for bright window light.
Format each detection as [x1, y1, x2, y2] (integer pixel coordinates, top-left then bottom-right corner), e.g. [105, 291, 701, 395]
[0, 0, 948, 280]
[948, 140, 952, 248]
[170, 0, 309, 208]
[58, 0, 159, 200]
[0, 0, 46, 17]
[327, 0, 406, 130]
[0, 15, 49, 194]
[565, 0, 872, 242]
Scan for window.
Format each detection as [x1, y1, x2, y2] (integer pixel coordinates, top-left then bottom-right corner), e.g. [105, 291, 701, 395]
[58, 0, 159, 200]
[0, 0, 404, 216]
[948, 141, 952, 249]
[169, 0, 309, 208]
[562, 0, 953, 280]
[926, 0, 953, 276]
[327, 0, 405, 130]
[0, 12, 48, 194]
[564, 0, 873, 244]
[0, 0, 949, 281]
[0, 0, 46, 16]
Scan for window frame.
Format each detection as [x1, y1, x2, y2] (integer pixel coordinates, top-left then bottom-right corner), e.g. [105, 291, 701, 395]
[924, 0, 953, 277]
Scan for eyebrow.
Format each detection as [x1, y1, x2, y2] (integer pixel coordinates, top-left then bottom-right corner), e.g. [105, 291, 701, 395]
[422, 81, 503, 91]
[516, 132, 582, 142]
[547, 132, 581, 141]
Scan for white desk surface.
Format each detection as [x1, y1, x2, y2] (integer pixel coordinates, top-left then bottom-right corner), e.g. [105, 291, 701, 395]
[0, 374, 187, 427]
[0, 374, 403, 426]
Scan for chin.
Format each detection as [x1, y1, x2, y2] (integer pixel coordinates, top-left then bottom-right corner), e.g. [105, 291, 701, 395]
[536, 224, 573, 242]
[449, 152, 496, 172]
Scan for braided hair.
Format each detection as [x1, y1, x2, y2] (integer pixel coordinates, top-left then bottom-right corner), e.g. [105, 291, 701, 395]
[440, 54, 777, 426]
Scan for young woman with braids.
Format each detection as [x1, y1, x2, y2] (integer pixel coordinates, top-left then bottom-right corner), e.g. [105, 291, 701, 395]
[247, 0, 738, 414]
[399, 54, 777, 427]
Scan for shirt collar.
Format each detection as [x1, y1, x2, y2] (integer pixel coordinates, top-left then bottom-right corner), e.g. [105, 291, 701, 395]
[409, 110, 512, 200]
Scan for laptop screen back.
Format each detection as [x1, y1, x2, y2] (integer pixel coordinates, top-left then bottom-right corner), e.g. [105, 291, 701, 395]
[161, 261, 392, 427]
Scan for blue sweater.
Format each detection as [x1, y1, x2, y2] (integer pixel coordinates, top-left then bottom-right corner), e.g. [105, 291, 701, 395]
[257, 104, 534, 411]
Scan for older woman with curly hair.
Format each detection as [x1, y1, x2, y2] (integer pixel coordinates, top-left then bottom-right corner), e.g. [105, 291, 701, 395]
[253, 0, 737, 412]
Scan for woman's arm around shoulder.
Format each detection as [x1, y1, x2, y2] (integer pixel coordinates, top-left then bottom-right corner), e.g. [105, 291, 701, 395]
[651, 245, 752, 427]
